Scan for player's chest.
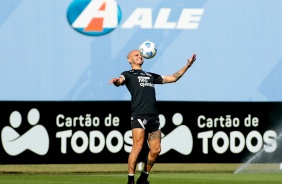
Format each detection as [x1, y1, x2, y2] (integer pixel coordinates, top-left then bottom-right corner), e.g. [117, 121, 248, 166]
[129, 73, 154, 86]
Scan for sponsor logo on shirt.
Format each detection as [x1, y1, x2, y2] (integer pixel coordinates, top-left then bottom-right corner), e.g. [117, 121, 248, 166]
[138, 76, 154, 87]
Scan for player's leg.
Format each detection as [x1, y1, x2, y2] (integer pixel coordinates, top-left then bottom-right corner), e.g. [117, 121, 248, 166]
[128, 128, 145, 183]
[145, 129, 161, 171]
[137, 129, 161, 184]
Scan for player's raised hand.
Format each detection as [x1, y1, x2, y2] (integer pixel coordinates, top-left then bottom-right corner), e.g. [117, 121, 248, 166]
[187, 53, 196, 68]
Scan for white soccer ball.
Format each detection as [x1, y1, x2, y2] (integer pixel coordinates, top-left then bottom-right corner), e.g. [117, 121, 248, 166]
[139, 41, 157, 59]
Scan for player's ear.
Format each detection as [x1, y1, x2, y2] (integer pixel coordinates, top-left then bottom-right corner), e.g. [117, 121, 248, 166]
[127, 58, 132, 64]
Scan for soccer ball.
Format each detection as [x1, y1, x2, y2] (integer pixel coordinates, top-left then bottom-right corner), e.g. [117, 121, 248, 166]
[139, 41, 157, 59]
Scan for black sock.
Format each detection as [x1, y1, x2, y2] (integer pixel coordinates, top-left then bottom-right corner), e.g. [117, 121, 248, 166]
[128, 174, 134, 182]
[140, 171, 149, 180]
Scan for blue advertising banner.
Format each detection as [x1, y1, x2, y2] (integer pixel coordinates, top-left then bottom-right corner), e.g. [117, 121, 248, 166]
[0, 0, 281, 101]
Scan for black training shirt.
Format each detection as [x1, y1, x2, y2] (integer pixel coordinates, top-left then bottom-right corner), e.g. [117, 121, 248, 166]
[120, 70, 163, 118]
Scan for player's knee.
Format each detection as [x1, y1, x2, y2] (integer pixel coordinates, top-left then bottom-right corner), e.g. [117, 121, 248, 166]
[151, 146, 161, 157]
[132, 144, 143, 153]
[156, 146, 161, 155]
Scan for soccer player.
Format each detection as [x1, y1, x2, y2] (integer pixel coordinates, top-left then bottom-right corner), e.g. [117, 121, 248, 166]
[108, 50, 196, 184]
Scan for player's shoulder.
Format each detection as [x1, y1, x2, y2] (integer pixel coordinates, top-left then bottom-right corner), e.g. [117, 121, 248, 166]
[122, 70, 134, 73]
[121, 70, 135, 79]
[146, 71, 161, 77]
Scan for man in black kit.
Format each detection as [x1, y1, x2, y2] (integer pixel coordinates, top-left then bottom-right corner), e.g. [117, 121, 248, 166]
[108, 50, 196, 184]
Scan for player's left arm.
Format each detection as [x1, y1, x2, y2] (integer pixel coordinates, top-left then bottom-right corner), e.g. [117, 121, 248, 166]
[162, 53, 196, 84]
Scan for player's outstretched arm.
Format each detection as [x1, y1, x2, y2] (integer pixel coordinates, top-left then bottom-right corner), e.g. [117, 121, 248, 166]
[162, 53, 196, 84]
[108, 77, 124, 87]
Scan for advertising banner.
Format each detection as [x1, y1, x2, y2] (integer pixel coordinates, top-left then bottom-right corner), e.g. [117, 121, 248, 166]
[0, 0, 281, 102]
[0, 101, 281, 164]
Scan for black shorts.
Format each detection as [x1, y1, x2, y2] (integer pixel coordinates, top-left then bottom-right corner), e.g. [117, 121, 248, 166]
[131, 116, 160, 133]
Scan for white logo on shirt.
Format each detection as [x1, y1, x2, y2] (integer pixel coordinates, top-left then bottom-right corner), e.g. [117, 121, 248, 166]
[138, 76, 154, 87]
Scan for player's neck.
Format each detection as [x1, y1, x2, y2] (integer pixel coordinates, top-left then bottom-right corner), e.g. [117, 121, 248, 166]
[131, 65, 142, 70]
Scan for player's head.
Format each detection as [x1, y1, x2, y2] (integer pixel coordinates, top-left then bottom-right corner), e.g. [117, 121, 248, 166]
[127, 50, 143, 68]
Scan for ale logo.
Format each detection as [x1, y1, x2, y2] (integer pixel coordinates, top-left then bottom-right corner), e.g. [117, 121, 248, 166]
[66, 0, 122, 36]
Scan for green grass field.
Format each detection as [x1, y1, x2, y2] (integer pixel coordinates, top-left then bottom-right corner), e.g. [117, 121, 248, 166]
[0, 164, 281, 184]
[0, 173, 282, 184]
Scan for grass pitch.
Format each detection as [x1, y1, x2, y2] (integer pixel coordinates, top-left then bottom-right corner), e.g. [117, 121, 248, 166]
[0, 164, 281, 184]
[0, 173, 281, 184]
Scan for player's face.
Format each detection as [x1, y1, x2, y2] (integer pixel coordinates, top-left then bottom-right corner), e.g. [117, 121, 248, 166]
[129, 50, 143, 66]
